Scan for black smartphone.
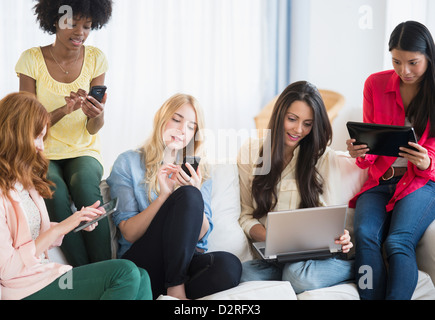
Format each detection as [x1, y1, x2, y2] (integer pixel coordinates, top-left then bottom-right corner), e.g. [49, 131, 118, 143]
[73, 198, 118, 233]
[89, 85, 107, 103]
[181, 156, 201, 177]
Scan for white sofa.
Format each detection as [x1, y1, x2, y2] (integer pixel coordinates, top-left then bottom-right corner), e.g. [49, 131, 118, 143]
[45, 152, 435, 300]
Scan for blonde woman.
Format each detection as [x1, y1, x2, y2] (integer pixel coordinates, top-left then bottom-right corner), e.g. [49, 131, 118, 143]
[107, 94, 241, 300]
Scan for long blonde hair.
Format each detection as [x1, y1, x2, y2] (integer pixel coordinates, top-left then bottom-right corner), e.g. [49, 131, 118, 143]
[141, 93, 209, 201]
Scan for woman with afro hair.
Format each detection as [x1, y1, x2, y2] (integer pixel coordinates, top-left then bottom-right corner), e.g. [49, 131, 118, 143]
[16, 0, 113, 267]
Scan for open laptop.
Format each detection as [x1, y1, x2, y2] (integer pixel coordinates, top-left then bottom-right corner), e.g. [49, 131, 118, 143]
[253, 205, 348, 263]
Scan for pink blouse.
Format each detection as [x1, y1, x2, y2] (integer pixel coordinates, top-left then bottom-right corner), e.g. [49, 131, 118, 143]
[0, 188, 71, 300]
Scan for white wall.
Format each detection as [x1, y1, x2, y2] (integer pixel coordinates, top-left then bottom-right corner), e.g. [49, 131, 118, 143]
[290, 0, 435, 151]
[290, 0, 387, 151]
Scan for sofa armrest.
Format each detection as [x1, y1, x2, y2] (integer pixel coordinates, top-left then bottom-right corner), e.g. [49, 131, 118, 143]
[100, 180, 119, 259]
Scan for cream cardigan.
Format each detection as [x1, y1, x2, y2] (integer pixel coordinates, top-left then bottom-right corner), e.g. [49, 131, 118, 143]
[237, 138, 349, 239]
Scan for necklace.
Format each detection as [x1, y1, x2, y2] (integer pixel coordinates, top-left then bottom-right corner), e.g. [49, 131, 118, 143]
[49, 47, 81, 75]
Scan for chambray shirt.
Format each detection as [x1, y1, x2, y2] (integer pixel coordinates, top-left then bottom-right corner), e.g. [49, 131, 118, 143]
[106, 150, 213, 258]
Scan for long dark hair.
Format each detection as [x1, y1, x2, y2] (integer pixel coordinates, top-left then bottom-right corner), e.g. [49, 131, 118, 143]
[251, 81, 333, 219]
[389, 21, 435, 137]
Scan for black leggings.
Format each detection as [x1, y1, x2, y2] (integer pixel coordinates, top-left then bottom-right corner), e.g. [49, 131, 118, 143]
[122, 186, 242, 299]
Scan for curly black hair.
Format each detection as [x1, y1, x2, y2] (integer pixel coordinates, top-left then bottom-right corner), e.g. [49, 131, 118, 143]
[34, 0, 113, 34]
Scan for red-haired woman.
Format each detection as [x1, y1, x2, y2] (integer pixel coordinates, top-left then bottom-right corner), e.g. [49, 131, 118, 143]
[0, 92, 151, 300]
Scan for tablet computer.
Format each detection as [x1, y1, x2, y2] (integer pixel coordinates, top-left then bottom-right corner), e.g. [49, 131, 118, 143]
[73, 198, 118, 233]
[346, 122, 418, 157]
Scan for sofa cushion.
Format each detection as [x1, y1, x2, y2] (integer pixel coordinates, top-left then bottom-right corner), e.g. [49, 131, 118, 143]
[416, 221, 435, 284]
[100, 180, 119, 259]
[207, 163, 253, 262]
[411, 271, 435, 300]
[296, 271, 435, 300]
[334, 151, 368, 205]
[297, 283, 360, 300]
[198, 281, 297, 300]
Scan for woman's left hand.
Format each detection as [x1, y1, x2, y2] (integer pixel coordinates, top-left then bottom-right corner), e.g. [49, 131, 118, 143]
[77, 88, 106, 119]
[175, 163, 202, 189]
[399, 142, 431, 171]
[335, 229, 353, 253]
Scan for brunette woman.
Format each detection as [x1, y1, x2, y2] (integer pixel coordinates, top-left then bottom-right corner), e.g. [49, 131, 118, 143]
[348, 21, 435, 300]
[239, 81, 354, 294]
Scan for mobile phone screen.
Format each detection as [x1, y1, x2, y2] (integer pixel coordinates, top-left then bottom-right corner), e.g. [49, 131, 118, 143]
[89, 86, 107, 103]
[181, 156, 201, 177]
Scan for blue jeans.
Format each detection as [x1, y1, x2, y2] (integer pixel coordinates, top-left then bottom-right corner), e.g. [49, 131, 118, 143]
[240, 257, 354, 294]
[354, 178, 435, 300]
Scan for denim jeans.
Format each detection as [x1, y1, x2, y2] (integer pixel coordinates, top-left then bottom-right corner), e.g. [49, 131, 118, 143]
[354, 178, 435, 300]
[240, 257, 354, 294]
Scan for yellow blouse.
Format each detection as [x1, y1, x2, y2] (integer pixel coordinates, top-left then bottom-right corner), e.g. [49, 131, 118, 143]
[15, 46, 108, 164]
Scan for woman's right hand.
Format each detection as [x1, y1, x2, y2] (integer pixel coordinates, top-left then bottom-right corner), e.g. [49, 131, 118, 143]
[64, 91, 84, 115]
[249, 224, 267, 243]
[35, 201, 103, 256]
[346, 139, 369, 159]
[157, 163, 178, 199]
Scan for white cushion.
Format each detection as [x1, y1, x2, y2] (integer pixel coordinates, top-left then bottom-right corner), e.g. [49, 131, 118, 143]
[199, 281, 297, 300]
[416, 221, 435, 284]
[297, 283, 360, 300]
[412, 271, 435, 300]
[100, 180, 119, 259]
[296, 271, 435, 300]
[47, 247, 68, 264]
[334, 151, 368, 205]
[157, 281, 297, 300]
[207, 163, 253, 262]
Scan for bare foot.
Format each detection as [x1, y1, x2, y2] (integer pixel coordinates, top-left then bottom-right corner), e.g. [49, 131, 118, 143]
[167, 284, 190, 300]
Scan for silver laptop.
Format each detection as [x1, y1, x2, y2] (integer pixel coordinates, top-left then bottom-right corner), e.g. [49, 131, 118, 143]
[253, 205, 348, 263]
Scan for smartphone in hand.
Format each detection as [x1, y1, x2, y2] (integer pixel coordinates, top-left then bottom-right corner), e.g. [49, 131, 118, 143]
[181, 156, 201, 177]
[73, 198, 118, 233]
[89, 85, 107, 104]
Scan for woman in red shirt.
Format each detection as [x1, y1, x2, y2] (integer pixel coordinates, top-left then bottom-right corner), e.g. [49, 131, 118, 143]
[347, 21, 435, 300]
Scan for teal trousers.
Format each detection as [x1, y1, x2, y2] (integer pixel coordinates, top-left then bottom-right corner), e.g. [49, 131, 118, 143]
[45, 156, 111, 267]
[24, 260, 152, 300]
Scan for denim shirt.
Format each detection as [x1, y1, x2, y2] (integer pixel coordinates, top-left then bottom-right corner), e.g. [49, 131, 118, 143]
[106, 150, 213, 258]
